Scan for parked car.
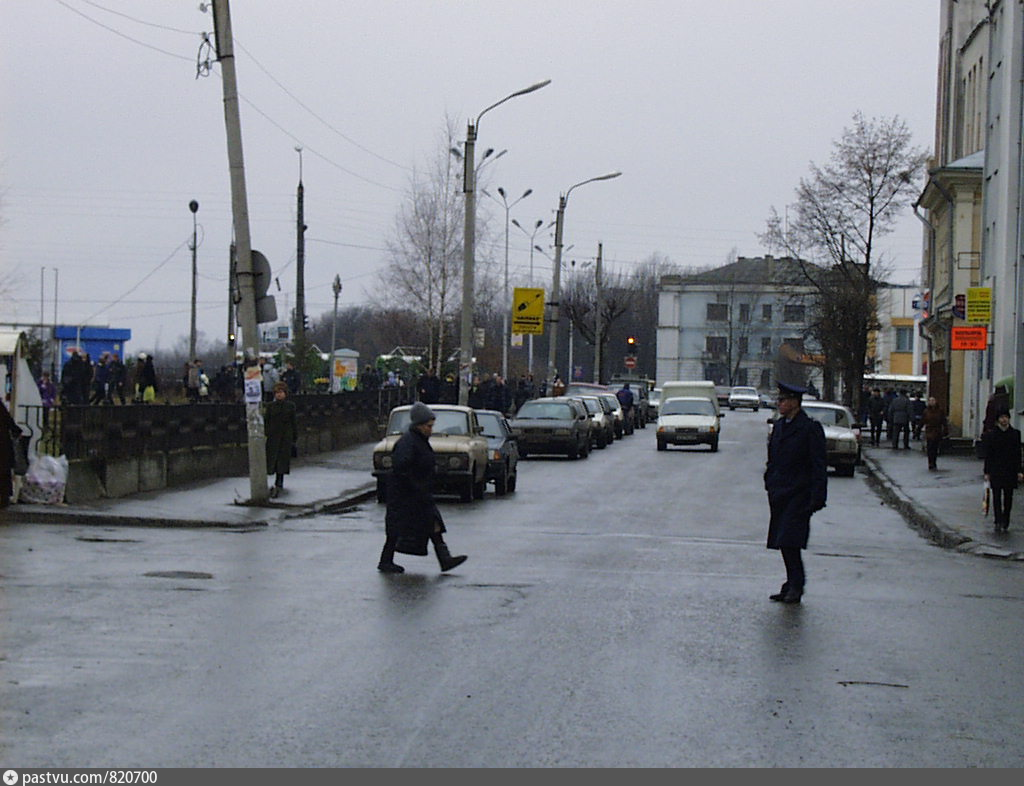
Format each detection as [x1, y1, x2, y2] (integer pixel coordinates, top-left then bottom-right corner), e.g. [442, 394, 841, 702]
[656, 396, 723, 452]
[577, 394, 614, 449]
[372, 404, 489, 502]
[649, 387, 662, 419]
[759, 391, 776, 409]
[598, 392, 630, 438]
[608, 377, 650, 428]
[727, 386, 761, 411]
[474, 409, 519, 496]
[767, 400, 862, 476]
[510, 396, 592, 459]
[715, 385, 732, 408]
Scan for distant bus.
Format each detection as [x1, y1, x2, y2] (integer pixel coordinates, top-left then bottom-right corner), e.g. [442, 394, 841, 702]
[863, 373, 927, 396]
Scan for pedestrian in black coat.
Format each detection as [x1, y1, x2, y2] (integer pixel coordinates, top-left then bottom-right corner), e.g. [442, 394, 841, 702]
[264, 381, 297, 498]
[982, 410, 1022, 532]
[0, 400, 24, 507]
[378, 402, 467, 574]
[764, 382, 828, 604]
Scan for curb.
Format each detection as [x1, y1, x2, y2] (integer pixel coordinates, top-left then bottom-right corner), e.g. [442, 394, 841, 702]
[861, 454, 1024, 561]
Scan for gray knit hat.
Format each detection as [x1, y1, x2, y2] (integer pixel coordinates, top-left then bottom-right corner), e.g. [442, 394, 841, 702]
[409, 401, 436, 425]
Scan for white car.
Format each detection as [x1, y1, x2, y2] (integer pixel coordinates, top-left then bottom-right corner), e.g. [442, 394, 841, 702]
[767, 401, 862, 476]
[727, 386, 760, 411]
[656, 396, 722, 452]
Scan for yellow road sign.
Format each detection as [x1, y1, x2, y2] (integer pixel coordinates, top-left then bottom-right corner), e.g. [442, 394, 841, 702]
[966, 287, 992, 324]
[512, 287, 545, 335]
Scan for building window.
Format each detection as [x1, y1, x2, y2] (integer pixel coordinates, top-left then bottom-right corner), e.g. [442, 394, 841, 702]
[739, 303, 750, 322]
[784, 337, 804, 353]
[706, 303, 728, 321]
[783, 304, 805, 323]
[895, 326, 913, 352]
[762, 304, 772, 321]
[761, 336, 772, 355]
[738, 336, 749, 355]
[736, 368, 748, 386]
[706, 336, 727, 357]
[760, 369, 771, 389]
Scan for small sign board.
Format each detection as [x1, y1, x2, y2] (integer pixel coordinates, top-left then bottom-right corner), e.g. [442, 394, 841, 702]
[966, 287, 992, 324]
[512, 287, 545, 335]
[951, 325, 988, 350]
[624, 356, 637, 369]
[244, 366, 263, 403]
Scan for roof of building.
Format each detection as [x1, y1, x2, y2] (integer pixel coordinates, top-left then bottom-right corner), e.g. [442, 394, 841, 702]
[678, 256, 823, 286]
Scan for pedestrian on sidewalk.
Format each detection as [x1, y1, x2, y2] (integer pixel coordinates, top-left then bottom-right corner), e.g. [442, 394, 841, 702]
[264, 381, 297, 499]
[888, 389, 911, 449]
[982, 409, 1022, 532]
[377, 401, 467, 574]
[910, 392, 926, 441]
[921, 396, 948, 470]
[982, 384, 1011, 435]
[867, 387, 886, 446]
[763, 381, 827, 604]
[0, 399, 24, 508]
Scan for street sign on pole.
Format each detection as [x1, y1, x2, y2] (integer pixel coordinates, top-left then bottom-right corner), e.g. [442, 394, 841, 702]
[624, 356, 637, 369]
[512, 287, 545, 335]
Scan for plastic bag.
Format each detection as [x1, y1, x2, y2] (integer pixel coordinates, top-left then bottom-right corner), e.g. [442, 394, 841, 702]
[19, 454, 69, 505]
[982, 480, 991, 516]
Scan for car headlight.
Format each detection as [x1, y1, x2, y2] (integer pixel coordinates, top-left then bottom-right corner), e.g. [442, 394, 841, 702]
[492, 450, 502, 461]
[446, 454, 469, 469]
[657, 426, 667, 433]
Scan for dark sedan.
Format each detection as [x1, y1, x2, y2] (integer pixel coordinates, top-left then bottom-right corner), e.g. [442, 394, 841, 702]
[474, 409, 519, 495]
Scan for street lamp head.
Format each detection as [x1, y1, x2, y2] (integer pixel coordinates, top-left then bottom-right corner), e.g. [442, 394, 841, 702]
[512, 78, 552, 98]
[522, 188, 533, 199]
[189, 200, 199, 214]
[497, 186, 506, 198]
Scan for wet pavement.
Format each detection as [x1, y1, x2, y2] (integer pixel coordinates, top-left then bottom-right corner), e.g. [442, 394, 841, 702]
[3, 437, 1024, 562]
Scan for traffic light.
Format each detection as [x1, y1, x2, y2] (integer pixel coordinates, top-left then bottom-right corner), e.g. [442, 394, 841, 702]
[228, 331, 236, 347]
[626, 335, 636, 347]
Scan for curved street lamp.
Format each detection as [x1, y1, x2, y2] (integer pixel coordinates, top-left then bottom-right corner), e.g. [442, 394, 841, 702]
[546, 172, 622, 393]
[458, 79, 551, 405]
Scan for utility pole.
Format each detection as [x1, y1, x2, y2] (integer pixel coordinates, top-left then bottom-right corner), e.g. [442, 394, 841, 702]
[331, 274, 342, 390]
[294, 146, 306, 348]
[595, 242, 603, 384]
[210, 0, 267, 503]
[188, 200, 199, 363]
[227, 242, 236, 360]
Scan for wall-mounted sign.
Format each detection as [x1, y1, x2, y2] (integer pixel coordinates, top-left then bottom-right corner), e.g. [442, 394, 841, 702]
[951, 325, 988, 350]
[966, 287, 992, 324]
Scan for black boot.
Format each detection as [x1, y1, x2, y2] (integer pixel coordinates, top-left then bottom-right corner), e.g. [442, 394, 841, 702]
[433, 536, 467, 572]
[769, 582, 790, 602]
[377, 536, 404, 573]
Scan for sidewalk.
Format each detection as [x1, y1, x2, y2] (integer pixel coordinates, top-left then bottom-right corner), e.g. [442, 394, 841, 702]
[861, 440, 1024, 561]
[2, 442, 379, 529]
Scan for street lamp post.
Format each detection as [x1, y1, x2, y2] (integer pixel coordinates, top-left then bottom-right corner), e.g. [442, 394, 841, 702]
[458, 79, 550, 405]
[513, 218, 552, 377]
[188, 200, 199, 363]
[330, 274, 342, 392]
[546, 172, 622, 394]
[485, 187, 532, 380]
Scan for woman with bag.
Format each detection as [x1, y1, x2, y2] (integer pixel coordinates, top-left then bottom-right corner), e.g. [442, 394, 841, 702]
[377, 402, 467, 574]
[982, 409, 1023, 532]
[264, 381, 297, 499]
[921, 396, 948, 471]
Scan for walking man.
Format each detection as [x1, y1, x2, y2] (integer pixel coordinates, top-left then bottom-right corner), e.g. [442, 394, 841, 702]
[764, 381, 827, 604]
[867, 387, 886, 447]
[982, 409, 1022, 532]
[888, 388, 911, 449]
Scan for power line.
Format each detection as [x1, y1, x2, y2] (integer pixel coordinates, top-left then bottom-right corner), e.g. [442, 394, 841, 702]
[53, 0, 194, 62]
[72, 0, 197, 35]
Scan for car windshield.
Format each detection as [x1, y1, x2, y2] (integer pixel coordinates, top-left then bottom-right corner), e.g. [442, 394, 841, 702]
[580, 398, 602, 414]
[803, 405, 851, 428]
[731, 387, 757, 396]
[516, 402, 575, 420]
[475, 412, 505, 438]
[599, 394, 621, 410]
[388, 409, 471, 435]
[660, 398, 716, 416]
[566, 384, 607, 397]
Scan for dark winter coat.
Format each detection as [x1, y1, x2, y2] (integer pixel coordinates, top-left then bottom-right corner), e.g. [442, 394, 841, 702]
[264, 397, 297, 475]
[417, 373, 442, 404]
[983, 424, 1022, 489]
[887, 394, 911, 425]
[764, 408, 827, 550]
[867, 394, 887, 422]
[1, 401, 23, 504]
[921, 404, 947, 442]
[385, 425, 445, 555]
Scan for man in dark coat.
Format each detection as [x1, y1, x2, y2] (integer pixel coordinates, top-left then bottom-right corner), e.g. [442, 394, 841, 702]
[887, 388, 911, 449]
[982, 409, 1022, 532]
[0, 399, 24, 507]
[378, 402, 467, 574]
[866, 388, 886, 446]
[416, 369, 442, 404]
[764, 381, 828, 604]
[264, 381, 297, 498]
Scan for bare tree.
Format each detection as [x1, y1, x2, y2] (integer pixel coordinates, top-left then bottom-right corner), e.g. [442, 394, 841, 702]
[761, 111, 927, 411]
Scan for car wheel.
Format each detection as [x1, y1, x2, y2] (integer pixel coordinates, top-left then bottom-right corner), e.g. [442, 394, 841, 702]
[657, 438, 666, 451]
[597, 434, 607, 449]
[459, 476, 474, 502]
[473, 473, 486, 499]
[580, 441, 590, 458]
[495, 466, 509, 496]
[507, 471, 517, 492]
[376, 478, 387, 503]
[710, 437, 719, 452]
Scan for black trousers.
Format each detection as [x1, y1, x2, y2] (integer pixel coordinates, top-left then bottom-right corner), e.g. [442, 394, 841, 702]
[926, 438, 941, 468]
[869, 418, 884, 445]
[992, 486, 1014, 524]
[781, 547, 805, 590]
[891, 422, 910, 448]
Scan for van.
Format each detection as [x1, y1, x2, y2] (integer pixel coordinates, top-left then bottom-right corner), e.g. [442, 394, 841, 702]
[659, 380, 720, 417]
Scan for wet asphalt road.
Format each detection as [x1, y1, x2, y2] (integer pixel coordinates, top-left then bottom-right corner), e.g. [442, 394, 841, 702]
[2, 409, 1023, 767]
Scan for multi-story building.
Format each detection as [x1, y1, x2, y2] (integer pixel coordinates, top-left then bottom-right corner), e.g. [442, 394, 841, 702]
[656, 256, 823, 393]
[870, 284, 926, 380]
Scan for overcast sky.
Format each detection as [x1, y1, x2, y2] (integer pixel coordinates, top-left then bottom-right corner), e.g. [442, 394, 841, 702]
[1, 0, 939, 356]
